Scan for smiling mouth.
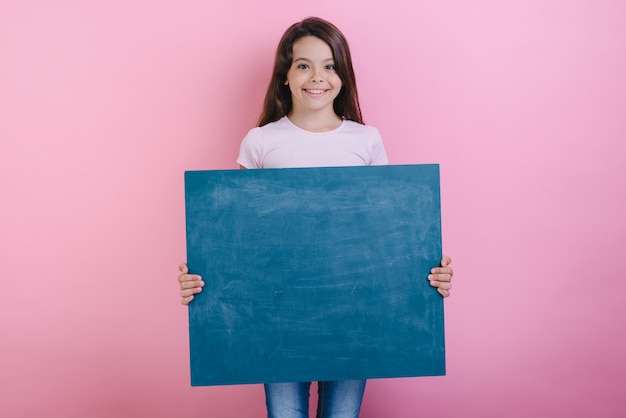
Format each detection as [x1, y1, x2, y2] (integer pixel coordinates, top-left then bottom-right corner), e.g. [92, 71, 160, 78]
[305, 89, 328, 94]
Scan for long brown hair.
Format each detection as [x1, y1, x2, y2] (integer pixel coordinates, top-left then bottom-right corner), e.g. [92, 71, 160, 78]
[257, 17, 363, 127]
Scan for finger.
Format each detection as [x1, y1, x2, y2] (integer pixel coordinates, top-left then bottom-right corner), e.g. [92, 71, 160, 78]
[429, 273, 452, 283]
[180, 279, 204, 290]
[438, 288, 451, 298]
[181, 295, 194, 305]
[430, 278, 451, 288]
[430, 266, 453, 276]
[441, 255, 452, 267]
[178, 273, 203, 283]
[179, 263, 189, 274]
[429, 278, 452, 290]
[181, 286, 203, 297]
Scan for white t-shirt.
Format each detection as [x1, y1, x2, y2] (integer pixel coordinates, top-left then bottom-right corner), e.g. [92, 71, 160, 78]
[237, 116, 388, 169]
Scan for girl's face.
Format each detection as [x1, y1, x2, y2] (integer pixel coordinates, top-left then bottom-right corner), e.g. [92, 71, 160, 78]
[285, 36, 342, 118]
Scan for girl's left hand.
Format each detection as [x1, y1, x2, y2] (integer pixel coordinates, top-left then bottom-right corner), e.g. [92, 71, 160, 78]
[428, 255, 454, 298]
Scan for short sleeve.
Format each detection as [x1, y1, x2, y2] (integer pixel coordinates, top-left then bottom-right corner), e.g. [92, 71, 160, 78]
[369, 127, 389, 166]
[236, 127, 264, 168]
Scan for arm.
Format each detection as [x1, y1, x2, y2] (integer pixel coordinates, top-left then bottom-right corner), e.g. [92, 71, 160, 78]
[428, 255, 453, 298]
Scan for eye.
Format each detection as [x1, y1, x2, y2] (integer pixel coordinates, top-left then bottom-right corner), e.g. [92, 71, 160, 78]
[297, 64, 309, 70]
[325, 64, 336, 70]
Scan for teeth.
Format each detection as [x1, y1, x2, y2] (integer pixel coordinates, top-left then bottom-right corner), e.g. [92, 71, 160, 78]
[307, 89, 325, 94]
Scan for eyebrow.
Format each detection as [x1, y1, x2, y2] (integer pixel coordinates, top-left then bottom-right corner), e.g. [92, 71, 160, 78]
[293, 57, 335, 63]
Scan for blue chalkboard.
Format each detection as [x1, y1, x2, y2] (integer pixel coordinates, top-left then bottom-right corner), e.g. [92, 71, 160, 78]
[185, 164, 444, 386]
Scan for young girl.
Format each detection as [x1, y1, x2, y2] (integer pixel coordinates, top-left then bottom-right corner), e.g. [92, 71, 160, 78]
[178, 17, 454, 418]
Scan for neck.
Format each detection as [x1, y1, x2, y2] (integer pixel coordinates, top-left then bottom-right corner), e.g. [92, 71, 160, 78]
[287, 109, 343, 133]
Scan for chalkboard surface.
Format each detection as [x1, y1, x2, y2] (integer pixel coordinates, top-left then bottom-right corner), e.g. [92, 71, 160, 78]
[185, 164, 444, 386]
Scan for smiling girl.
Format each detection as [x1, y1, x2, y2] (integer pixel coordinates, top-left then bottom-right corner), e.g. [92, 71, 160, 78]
[178, 17, 454, 418]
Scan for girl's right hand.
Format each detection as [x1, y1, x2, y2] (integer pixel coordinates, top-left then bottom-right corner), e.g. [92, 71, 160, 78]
[178, 263, 204, 305]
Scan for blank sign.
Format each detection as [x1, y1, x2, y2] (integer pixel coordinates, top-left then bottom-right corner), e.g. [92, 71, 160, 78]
[185, 164, 445, 386]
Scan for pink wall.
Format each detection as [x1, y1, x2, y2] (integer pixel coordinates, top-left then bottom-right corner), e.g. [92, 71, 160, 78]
[1, 1, 625, 417]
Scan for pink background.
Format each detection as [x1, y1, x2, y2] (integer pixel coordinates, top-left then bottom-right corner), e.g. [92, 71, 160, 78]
[1, 0, 625, 417]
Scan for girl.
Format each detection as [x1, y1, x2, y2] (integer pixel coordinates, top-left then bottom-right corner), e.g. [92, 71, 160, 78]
[178, 17, 454, 418]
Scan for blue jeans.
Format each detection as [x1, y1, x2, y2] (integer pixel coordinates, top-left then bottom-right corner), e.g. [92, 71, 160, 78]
[265, 380, 366, 418]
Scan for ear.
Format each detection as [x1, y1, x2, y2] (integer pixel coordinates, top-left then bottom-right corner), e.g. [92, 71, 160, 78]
[284, 80, 289, 85]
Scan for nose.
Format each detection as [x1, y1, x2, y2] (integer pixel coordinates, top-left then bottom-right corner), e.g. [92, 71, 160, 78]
[311, 67, 324, 82]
